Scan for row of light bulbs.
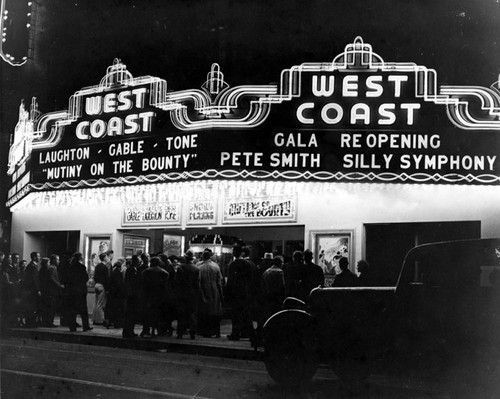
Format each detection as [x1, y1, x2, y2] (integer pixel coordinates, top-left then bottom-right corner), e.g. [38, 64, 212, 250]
[10, 179, 421, 212]
[1, 2, 33, 66]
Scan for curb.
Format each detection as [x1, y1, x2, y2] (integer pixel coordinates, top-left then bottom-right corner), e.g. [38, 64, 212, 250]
[6, 328, 264, 362]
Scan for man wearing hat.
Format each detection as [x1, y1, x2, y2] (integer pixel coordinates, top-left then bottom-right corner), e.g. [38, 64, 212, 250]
[260, 253, 274, 273]
[175, 249, 200, 339]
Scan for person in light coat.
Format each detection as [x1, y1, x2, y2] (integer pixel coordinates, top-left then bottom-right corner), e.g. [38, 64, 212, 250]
[198, 250, 224, 338]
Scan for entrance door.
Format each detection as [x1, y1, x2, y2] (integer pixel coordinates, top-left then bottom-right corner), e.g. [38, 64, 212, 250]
[364, 221, 481, 285]
[25, 231, 80, 259]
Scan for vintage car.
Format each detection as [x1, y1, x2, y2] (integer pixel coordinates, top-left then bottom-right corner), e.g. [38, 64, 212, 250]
[262, 238, 500, 392]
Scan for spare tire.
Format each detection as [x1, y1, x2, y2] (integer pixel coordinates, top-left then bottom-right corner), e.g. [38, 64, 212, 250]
[263, 309, 319, 389]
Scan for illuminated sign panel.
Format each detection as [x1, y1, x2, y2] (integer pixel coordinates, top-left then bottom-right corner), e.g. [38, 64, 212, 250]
[293, 73, 422, 129]
[122, 202, 181, 226]
[187, 200, 217, 225]
[6, 38, 500, 207]
[223, 196, 297, 224]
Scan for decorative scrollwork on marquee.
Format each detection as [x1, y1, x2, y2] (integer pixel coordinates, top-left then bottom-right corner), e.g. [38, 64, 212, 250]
[14, 37, 500, 157]
[19, 169, 500, 194]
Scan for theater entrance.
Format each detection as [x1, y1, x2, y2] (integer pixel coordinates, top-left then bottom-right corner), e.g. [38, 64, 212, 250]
[121, 225, 305, 277]
[23, 230, 80, 260]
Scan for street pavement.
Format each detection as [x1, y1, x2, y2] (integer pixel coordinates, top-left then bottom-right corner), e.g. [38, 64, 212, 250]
[1, 337, 454, 399]
[2, 319, 499, 398]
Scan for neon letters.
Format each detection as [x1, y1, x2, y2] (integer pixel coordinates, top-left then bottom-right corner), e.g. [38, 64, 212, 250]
[76, 88, 155, 140]
[296, 74, 421, 126]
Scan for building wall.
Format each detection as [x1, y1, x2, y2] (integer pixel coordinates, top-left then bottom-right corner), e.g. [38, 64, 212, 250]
[299, 183, 500, 262]
[10, 183, 500, 261]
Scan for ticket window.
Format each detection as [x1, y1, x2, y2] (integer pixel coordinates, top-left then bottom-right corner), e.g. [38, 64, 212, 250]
[123, 235, 150, 257]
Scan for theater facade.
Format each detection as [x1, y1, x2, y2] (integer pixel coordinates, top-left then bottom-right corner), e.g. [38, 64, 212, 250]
[6, 38, 500, 284]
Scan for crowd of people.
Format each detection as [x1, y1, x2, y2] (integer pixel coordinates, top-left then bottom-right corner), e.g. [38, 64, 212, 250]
[1, 247, 372, 344]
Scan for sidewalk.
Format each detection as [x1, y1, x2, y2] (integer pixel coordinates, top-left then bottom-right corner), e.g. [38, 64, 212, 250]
[5, 317, 264, 361]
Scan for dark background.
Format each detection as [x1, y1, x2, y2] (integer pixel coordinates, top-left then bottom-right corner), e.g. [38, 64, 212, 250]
[2, 0, 500, 252]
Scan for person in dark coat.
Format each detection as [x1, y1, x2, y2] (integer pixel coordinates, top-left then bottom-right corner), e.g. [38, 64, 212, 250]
[64, 253, 92, 332]
[107, 261, 125, 329]
[141, 256, 169, 337]
[166, 255, 181, 336]
[299, 249, 325, 302]
[332, 257, 358, 287]
[254, 252, 274, 338]
[122, 255, 142, 338]
[242, 246, 258, 330]
[356, 260, 375, 287]
[21, 252, 42, 327]
[11, 253, 21, 280]
[283, 250, 303, 299]
[3, 253, 18, 285]
[137, 253, 149, 337]
[261, 255, 286, 322]
[1, 255, 15, 330]
[38, 255, 64, 327]
[1, 254, 19, 327]
[226, 245, 255, 341]
[57, 252, 71, 327]
[92, 252, 110, 326]
[175, 249, 200, 339]
[158, 253, 177, 336]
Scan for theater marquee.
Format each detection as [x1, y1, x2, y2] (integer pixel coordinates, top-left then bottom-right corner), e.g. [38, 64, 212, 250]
[7, 37, 500, 207]
[223, 196, 297, 224]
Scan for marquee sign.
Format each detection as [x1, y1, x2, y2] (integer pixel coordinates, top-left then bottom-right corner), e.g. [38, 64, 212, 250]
[223, 196, 297, 224]
[122, 202, 181, 226]
[7, 37, 500, 206]
[187, 200, 217, 225]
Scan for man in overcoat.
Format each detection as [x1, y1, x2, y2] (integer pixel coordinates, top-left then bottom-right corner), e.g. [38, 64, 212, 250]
[226, 245, 255, 341]
[198, 250, 224, 337]
[39, 254, 64, 327]
[64, 253, 92, 332]
[175, 249, 200, 339]
[22, 252, 41, 327]
[141, 256, 169, 337]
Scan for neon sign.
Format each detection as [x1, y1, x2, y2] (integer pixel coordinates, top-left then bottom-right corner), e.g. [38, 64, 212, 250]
[76, 87, 154, 140]
[296, 74, 421, 127]
[0, 0, 32, 66]
[6, 37, 500, 207]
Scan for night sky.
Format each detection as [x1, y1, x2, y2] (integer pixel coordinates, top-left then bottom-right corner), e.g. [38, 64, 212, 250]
[1, 0, 500, 247]
[4, 0, 500, 115]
